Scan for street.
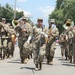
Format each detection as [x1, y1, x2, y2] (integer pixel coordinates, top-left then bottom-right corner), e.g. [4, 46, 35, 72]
[0, 44, 75, 75]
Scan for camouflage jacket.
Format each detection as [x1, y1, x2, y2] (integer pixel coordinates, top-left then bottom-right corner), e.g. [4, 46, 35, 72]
[15, 22, 33, 39]
[47, 27, 59, 43]
[32, 24, 47, 44]
[0, 23, 16, 38]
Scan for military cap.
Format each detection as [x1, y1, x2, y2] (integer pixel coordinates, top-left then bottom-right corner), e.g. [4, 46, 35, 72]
[2, 18, 6, 21]
[22, 16, 28, 21]
[50, 19, 55, 23]
[37, 18, 43, 21]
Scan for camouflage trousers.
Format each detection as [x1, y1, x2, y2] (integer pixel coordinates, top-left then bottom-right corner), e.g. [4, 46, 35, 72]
[69, 44, 73, 57]
[46, 38, 56, 60]
[7, 38, 15, 57]
[32, 42, 45, 65]
[73, 44, 75, 63]
[60, 42, 69, 58]
[0, 37, 8, 59]
[60, 42, 66, 56]
[18, 38, 27, 58]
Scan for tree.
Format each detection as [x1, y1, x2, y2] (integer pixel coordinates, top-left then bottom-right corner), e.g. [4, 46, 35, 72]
[0, 3, 24, 23]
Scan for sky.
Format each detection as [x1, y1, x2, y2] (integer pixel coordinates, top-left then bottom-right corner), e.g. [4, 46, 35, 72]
[0, 0, 56, 27]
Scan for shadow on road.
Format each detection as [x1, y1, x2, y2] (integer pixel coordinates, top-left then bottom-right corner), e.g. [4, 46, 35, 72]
[58, 58, 75, 67]
[20, 67, 35, 74]
[58, 58, 68, 61]
[20, 67, 35, 70]
[7, 58, 21, 64]
[7, 61, 20, 64]
[62, 64, 75, 67]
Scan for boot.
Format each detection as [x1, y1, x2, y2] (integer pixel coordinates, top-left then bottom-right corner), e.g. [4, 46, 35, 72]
[47, 57, 50, 65]
[38, 62, 42, 70]
[26, 58, 29, 61]
[24, 58, 28, 64]
[70, 56, 72, 63]
[21, 57, 24, 63]
[35, 64, 38, 71]
[49, 57, 53, 65]
[66, 56, 68, 60]
[50, 61, 53, 65]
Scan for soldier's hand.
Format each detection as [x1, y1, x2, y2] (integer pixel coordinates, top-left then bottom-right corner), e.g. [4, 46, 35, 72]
[22, 29, 27, 32]
[26, 40, 30, 44]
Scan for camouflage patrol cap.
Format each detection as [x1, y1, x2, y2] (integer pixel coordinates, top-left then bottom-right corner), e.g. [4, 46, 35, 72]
[2, 18, 6, 21]
[50, 19, 55, 23]
[22, 16, 28, 21]
[37, 18, 43, 21]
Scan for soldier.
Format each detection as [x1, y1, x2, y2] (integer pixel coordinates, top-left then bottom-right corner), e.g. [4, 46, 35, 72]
[63, 19, 74, 61]
[59, 33, 67, 59]
[32, 18, 47, 71]
[0, 18, 8, 59]
[72, 26, 75, 64]
[46, 19, 59, 65]
[7, 23, 15, 58]
[0, 18, 16, 59]
[14, 17, 33, 64]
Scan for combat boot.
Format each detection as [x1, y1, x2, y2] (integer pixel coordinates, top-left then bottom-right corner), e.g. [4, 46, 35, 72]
[21, 57, 24, 63]
[49, 57, 53, 65]
[70, 56, 72, 63]
[24, 58, 28, 64]
[35, 64, 38, 71]
[38, 62, 42, 70]
[50, 61, 53, 65]
[49, 58, 53, 65]
[26, 58, 29, 61]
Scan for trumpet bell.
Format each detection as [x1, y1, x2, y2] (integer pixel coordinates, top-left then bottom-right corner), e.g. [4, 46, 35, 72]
[12, 19, 18, 28]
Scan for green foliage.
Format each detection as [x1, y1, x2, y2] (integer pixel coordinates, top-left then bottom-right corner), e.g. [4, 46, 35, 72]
[0, 3, 24, 23]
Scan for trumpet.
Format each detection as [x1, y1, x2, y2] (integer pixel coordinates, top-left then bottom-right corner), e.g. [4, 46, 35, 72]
[12, 16, 25, 28]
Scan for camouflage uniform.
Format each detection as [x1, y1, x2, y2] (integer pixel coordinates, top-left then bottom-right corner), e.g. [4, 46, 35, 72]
[67, 29, 74, 63]
[7, 26, 15, 58]
[46, 19, 59, 65]
[72, 27, 75, 64]
[32, 23, 47, 70]
[15, 20, 33, 63]
[0, 21, 16, 59]
[63, 19, 74, 60]
[59, 33, 67, 58]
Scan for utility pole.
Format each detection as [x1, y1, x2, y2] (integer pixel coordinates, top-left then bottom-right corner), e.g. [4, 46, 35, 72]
[14, 0, 16, 19]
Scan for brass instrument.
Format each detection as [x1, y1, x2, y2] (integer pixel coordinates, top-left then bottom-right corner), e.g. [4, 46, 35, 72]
[63, 19, 74, 30]
[12, 16, 27, 28]
[0, 22, 16, 44]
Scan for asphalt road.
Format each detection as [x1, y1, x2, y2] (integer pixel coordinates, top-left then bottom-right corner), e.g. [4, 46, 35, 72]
[0, 44, 75, 75]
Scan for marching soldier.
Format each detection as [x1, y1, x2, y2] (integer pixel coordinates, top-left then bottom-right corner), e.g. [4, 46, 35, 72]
[0, 18, 16, 59]
[0, 18, 9, 59]
[7, 23, 15, 58]
[63, 19, 74, 61]
[13, 17, 33, 64]
[72, 26, 75, 64]
[46, 19, 59, 65]
[32, 18, 47, 71]
[59, 32, 67, 59]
